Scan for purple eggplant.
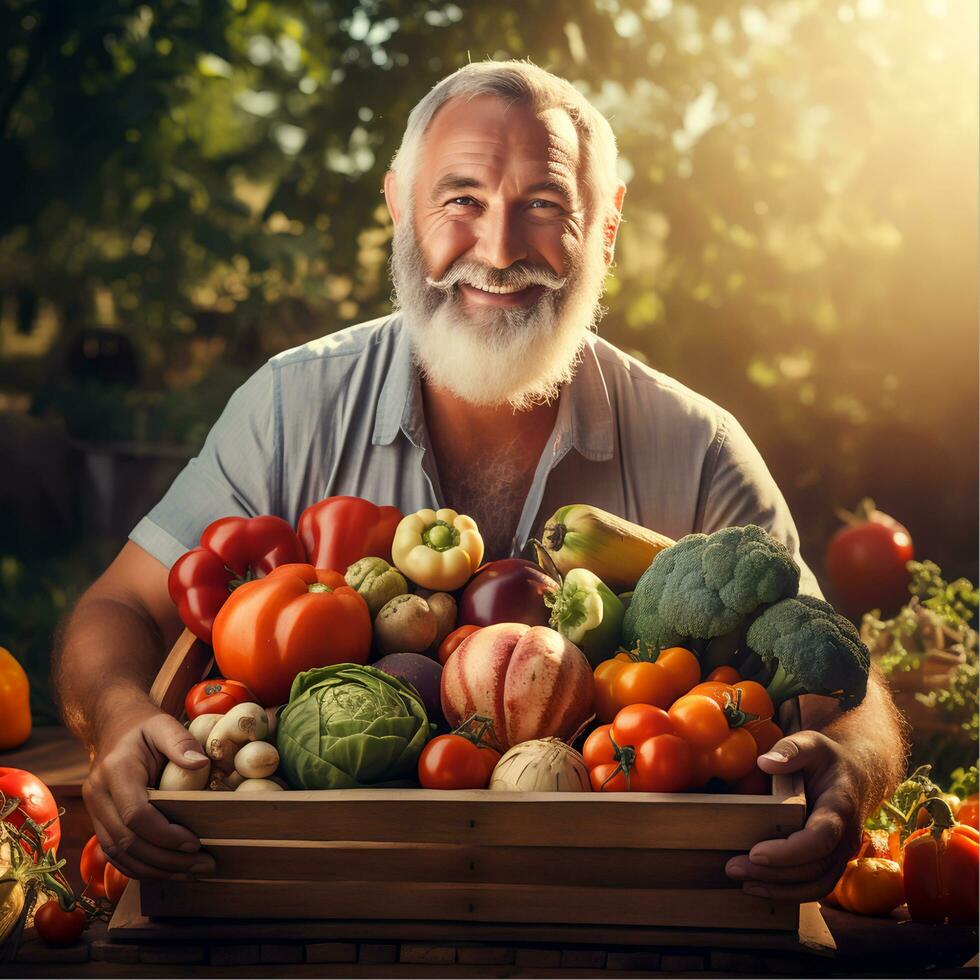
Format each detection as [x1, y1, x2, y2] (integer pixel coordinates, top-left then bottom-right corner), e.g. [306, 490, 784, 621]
[458, 559, 558, 628]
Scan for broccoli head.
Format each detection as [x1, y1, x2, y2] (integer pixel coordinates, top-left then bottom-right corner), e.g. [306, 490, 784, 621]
[745, 594, 870, 709]
[622, 524, 801, 654]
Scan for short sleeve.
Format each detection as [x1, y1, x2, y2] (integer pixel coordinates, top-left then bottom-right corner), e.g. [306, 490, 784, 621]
[696, 415, 824, 599]
[128, 362, 279, 570]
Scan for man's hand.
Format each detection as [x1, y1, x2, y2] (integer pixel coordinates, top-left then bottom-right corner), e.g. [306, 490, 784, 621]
[82, 699, 216, 880]
[724, 731, 864, 902]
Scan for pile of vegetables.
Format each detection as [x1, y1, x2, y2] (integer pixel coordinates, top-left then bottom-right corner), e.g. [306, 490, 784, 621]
[158, 497, 873, 800]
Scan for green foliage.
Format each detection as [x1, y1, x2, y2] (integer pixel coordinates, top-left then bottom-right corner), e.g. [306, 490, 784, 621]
[745, 593, 870, 709]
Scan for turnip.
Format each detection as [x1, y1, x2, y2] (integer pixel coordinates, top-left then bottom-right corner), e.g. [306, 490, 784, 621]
[235, 778, 284, 793]
[187, 713, 222, 744]
[374, 595, 438, 656]
[208, 768, 244, 792]
[206, 702, 268, 767]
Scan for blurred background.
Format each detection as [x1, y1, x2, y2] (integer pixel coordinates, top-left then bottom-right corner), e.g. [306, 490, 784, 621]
[1, 0, 977, 771]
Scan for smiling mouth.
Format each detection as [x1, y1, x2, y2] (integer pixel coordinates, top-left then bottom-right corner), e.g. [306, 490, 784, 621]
[458, 282, 547, 306]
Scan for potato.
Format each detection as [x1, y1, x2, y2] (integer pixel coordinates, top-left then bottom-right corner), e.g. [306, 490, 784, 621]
[374, 594, 438, 656]
[426, 592, 457, 650]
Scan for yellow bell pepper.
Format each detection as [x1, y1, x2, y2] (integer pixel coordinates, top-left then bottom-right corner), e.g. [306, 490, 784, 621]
[0, 647, 31, 750]
[391, 508, 484, 591]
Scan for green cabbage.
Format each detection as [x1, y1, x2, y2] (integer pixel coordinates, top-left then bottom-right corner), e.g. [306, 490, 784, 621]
[277, 663, 433, 789]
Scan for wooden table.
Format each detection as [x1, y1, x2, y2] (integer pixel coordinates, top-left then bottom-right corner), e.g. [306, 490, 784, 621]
[2, 729, 977, 977]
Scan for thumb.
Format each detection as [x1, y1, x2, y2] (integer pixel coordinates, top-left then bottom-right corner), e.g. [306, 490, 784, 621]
[756, 731, 830, 774]
[146, 713, 210, 769]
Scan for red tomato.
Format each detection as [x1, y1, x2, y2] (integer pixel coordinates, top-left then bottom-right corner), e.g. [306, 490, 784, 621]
[748, 719, 784, 756]
[0, 767, 60, 853]
[706, 666, 741, 685]
[417, 734, 500, 790]
[958, 794, 979, 830]
[732, 767, 772, 795]
[590, 762, 627, 792]
[33, 900, 86, 944]
[184, 678, 255, 720]
[631, 734, 691, 793]
[437, 625, 481, 666]
[688, 750, 715, 790]
[80, 835, 109, 899]
[104, 863, 130, 904]
[825, 502, 914, 619]
[582, 724, 616, 770]
[610, 703, 674, 747]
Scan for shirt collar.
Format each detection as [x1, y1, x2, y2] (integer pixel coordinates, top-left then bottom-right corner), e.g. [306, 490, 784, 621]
[372, 319, 614, 462]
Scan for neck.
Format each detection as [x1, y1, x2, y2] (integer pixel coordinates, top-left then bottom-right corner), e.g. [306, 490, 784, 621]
[420, 380, 560, 450]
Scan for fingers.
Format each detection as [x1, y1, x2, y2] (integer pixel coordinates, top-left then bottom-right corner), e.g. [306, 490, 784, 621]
[740, 861, 846, 904]
[755, 731, 834, 775]
[145, 713, 210, 769]
[748, 796, 848, 867]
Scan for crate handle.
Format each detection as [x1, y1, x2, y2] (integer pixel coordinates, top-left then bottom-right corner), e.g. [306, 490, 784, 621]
[149, 628, 214, 720]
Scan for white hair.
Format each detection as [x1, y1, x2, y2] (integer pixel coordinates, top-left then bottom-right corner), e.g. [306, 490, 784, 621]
[387, 58, 621, 230]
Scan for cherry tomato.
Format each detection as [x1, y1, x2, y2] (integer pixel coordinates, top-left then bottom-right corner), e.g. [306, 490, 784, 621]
[709, 728, 758, 782]
[655, 647, 701, 701]
[610, 703, 674, 747]
[79, 835, 109, 899]
[631, 734, 691, 793]
[668, 694, 730, 750]
[33, 900, 86, 945]
[612, 661, 675, 710]
[437, 625, 481, 666]
[417, 734, 500, 790]
[706, 666, 741, 685]
[184, 678, 255, 721]
[582, 724, 616, 770]
[104, 863, 130, 904]
[590, 762, 627, 792]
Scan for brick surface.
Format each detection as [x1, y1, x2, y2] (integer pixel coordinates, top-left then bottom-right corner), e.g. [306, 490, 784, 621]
[400, 943, 456, 964]
[139, 944, 206, 964]
[358, 943, 398, 963]
[306, 941, 357, 963]
[660, 952, 708, 972]
[209, 943, 261, 966]
[456, 945, 516, 964]
[90, 940, 140, 963]
[606, 949, 663, 971]
[260, 943, 305, 964]
[561, 948, 608, 970]
[514, 947, 562, 968]
[15, 939, 89, 963]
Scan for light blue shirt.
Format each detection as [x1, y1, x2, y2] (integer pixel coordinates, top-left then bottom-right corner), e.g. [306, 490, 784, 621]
[129, 312, 821, 596]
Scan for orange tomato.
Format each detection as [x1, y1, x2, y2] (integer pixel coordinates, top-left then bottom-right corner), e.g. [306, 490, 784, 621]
[212, 563, 372, 705]
[747, 719, 784, 756]
[655, 647, 701, 701]
[0, 647, 31, 751]
[610, 703, 674, 747]
[668, 694, 730, 751]
[732, 767, 771, 795]
[836, 857, 904, 917]
[709, 727, 758, 782]
[593, 660, 627, 723]
[612, 661, 675, 711]
[690, 681, 773, 722]
[706, 666, 741, 685]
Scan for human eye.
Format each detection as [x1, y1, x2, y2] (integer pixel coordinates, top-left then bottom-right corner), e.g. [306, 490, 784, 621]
[448, 196, 477, 207]
[530, 199, 559, 209]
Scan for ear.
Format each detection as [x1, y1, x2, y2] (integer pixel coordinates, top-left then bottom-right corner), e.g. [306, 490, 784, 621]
[384, 170, 401, 227]
[602, 181, 627, 267]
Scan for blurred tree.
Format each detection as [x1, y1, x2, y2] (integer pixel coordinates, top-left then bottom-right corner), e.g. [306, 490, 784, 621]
[0, 0, 976, 586]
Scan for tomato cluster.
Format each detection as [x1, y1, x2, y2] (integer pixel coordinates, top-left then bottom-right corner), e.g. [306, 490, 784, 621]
[586, 649, 783, 794]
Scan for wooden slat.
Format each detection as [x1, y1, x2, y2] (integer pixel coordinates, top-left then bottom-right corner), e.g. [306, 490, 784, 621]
[201, 840, 739, 888]
[149, 789, 805, 849]
[139, 879, 799, 932]
[149, 628, 213, 720]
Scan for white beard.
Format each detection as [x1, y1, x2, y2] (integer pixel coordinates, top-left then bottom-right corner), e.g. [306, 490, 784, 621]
[387, 203, 610, 411]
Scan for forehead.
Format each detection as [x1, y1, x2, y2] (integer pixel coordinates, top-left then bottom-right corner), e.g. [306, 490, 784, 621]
[417, 94, 582, 201]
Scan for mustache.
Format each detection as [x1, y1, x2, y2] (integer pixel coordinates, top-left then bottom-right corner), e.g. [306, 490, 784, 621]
[425, 261, 569, 294]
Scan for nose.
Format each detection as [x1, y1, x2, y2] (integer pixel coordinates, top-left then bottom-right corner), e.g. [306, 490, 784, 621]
[472, 205, 528, 271]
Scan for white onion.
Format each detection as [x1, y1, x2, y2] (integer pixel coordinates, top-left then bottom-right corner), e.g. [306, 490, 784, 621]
[489, 737, 590, 792]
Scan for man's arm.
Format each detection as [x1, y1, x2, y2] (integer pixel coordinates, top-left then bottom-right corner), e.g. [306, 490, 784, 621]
[725, 669, 906, 901]
[52, 542, 216, 880]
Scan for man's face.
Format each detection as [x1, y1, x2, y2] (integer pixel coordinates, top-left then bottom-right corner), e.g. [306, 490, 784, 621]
[386, 94, 621, 410]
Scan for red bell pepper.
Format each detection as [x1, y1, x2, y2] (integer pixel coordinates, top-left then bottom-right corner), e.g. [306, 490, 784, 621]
[298, 495, 403, 573]
[168, 515, 306, 645]
[903, 797, 979, 926]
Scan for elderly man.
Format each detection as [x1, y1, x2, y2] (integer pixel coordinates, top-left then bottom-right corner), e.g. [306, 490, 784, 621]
[54, 60, 902, 900]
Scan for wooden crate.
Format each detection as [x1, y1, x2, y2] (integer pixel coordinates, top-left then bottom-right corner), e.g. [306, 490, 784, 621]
[138, 629, 806, 937]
